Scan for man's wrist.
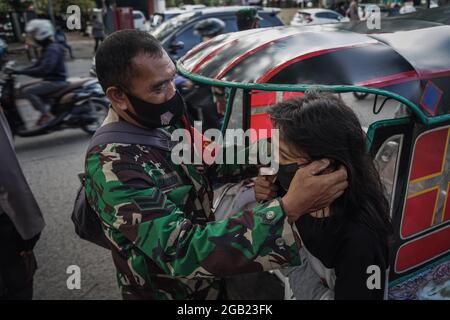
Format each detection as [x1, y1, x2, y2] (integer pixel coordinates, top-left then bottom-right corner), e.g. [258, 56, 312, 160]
[280, 196, 301, 223]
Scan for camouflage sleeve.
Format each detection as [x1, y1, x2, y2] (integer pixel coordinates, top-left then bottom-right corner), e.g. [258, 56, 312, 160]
[85, 144, 301, 279]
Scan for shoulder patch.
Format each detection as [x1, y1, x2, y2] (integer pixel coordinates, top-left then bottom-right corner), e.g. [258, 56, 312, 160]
[132, 189, 167, 211]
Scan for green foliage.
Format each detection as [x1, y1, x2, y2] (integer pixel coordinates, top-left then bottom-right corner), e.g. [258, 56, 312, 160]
[0, 2, 12, 14]
[33, 0, 96, 15]
[3, 0, 33, 12]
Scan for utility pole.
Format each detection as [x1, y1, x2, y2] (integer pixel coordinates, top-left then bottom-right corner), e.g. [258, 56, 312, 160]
[11, 11, 23, 41]
[48, 0, 56, 25]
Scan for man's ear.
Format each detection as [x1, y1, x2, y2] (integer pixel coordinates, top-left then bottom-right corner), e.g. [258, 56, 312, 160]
[106, 87, 128, 111]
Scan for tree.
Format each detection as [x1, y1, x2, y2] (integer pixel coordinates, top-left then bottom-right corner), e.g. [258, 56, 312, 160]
[4, 0, 33, 12]
[0, 2, 12, 14]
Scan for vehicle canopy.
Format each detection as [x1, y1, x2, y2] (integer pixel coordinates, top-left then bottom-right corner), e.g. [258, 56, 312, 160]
[179, 23, 450, 122]
[177, 8, 450, 299]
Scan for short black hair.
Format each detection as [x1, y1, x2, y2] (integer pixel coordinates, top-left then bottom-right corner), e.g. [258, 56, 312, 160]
[95, 29, 164, 92]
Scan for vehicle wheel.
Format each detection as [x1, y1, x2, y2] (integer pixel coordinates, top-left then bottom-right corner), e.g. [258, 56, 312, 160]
[81, 99, 109, 135]
[353, 92, 369, 100]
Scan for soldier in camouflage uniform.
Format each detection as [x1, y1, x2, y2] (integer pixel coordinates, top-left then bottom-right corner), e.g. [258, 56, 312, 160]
[86, 30, 348, 300]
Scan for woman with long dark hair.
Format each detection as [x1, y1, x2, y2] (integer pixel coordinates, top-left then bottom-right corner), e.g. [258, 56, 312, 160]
[259, 92, 392, 299]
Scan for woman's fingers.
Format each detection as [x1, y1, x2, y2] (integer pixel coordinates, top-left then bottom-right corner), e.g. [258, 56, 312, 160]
[255, 176, 278, 192]
[255, 176, 279, 201]
[255, 191, 274, 201]
[257, 178, 272, 188]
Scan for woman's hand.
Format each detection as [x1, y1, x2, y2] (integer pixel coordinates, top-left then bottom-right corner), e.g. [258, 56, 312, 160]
[254, 174, 278, 202]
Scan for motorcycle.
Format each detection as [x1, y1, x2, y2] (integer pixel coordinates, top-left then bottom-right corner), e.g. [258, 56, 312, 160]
[0, 61, 109, 136]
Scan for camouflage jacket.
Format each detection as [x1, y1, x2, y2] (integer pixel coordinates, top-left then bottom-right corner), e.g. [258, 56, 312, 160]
[85, 109, 301, 300]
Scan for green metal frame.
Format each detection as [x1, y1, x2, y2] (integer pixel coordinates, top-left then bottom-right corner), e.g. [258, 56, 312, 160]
[220, 87, 236, 133]
[178, 61, 450, 126]
[365, 117, 412, 150]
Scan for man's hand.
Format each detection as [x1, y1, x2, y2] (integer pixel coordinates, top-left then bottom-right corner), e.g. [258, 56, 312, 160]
[254, 174, 278, 202]
[281, 159, 348, 223]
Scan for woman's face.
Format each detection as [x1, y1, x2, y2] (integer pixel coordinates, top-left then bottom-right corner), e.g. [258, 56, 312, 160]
[277, 133, 310, 166]
[274, 133, 311, 191]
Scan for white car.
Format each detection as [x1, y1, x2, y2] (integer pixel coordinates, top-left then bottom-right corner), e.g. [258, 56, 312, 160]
[133, 10, 149, 31]
[180, 4, 206, 10]
[290, 9, 346, 26]
[150, 6, 206, 29]
[399, 3, 417, 14]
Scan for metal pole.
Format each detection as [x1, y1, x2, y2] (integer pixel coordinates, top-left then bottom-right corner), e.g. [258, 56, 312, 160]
[48, 0, 56, 25]
[11, 12, 23, 42]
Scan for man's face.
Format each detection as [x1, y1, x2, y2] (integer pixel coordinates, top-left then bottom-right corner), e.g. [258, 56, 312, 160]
[126, 51, 177, 106]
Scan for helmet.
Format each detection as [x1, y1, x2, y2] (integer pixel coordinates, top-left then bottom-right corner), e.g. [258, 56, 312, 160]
[194, 18, 225, 38]
[25, 19, 54, 41]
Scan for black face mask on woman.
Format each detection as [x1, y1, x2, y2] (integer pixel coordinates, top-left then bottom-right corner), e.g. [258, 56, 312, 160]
[124, 90, 185, 128]
[278, 160, 338, 191]
[277, 163, 301, 191]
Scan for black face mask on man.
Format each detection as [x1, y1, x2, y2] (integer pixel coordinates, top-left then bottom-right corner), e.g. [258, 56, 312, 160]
[123, 90, 185, 128]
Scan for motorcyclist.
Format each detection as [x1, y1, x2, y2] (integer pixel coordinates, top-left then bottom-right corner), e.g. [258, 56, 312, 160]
[184, 18, 226, 131]
[6, 19, 67, 127]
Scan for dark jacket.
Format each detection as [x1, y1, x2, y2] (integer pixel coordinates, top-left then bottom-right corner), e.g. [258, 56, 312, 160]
[17, 42, 67, 81]
[0, 108, 45, 242]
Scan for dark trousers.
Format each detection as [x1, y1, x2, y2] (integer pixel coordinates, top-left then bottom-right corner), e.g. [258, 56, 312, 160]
[58, 41, 74, 58]
[21, 81, 68, 114]
[0, 214, 37, 300]
[94, 37, 104, 52]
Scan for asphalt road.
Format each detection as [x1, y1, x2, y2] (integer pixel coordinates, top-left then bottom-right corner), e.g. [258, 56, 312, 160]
[9, 49, 399, 300]
[14, 57, 120, 300]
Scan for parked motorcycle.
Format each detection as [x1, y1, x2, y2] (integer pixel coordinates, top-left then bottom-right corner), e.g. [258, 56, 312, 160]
[0, 61, 109, 136]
